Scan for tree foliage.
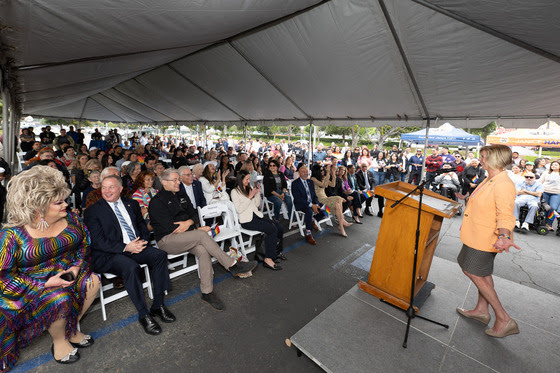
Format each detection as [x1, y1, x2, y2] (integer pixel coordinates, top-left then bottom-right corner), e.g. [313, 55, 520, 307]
[467, 121, 496, 142]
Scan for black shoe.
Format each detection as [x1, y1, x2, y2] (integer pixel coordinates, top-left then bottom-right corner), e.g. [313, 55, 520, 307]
[51, 344, 80, 364]
[229, 260, 258, 276]
[254, 252, 266, 262]
[263, 261, 283, 271]
[69, 334, 94, 348]
[150, 305, 176, 323]
[201, 292, 224, 311]
[377, 212, 383, 218]
[352, 217, 363, 224]
[276, 253, 287, 261]
[365, 209, 373, 216]
[139, 314, 162, 335]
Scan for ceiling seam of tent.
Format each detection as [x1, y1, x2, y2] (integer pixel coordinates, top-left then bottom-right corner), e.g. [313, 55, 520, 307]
[411, 0, 560, 65]
[166, 64, 246, 121]
[130, 77, 203, 121]
[111, 87, 178, 122]
[97, 92, 156, 123]
[228, 41, 311, 120]
[79, 98, 88, 120]
[88, 96, 128, 123]
[377, 0, 430, 120]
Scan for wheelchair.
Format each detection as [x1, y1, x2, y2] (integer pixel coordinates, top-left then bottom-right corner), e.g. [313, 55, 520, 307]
[516, 198, 549, 235]
[433, 183, 463, 215]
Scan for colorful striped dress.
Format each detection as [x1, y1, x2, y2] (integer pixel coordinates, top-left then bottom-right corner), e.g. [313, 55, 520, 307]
[0, 213, 93, 372]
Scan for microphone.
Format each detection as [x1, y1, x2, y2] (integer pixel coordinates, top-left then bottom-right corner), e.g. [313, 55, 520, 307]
[432, 166, 464, 174]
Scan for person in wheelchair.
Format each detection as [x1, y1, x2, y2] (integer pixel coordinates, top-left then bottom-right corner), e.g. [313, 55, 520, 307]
[513, 172, 543, 231]
[434, 163, 461, 199]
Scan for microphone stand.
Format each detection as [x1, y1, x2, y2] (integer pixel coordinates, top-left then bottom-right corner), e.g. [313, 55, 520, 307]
[389, 174, 449, 348]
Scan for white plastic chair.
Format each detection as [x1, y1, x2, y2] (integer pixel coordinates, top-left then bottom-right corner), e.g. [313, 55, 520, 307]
[98, 265, 153, 321]
[198, 204, 247, 257]
[289, 206, 333, 237]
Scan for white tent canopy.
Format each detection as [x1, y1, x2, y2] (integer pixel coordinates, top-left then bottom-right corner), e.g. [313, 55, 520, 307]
[1, 0, 560, 128]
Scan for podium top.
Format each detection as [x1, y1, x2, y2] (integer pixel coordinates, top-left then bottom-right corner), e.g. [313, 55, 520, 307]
[375, 181, 461, 218]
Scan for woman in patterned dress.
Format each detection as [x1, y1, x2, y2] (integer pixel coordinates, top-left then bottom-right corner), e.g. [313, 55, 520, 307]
[132, 170, 159, 231]
[0, 166, 100, 371]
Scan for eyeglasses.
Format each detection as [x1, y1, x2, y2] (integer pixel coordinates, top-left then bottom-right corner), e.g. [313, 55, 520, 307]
[524, 176, 534, 179]
[269, 164, 277, 168]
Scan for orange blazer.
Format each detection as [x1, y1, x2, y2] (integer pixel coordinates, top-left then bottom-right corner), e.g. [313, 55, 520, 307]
[460, 171, 516, 253]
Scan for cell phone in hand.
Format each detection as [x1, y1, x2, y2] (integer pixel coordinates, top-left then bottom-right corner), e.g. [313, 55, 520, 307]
[60, 272, 76, 282]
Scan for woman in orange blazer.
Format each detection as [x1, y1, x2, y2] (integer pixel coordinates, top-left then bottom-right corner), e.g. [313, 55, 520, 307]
[456, 144, 521, 338]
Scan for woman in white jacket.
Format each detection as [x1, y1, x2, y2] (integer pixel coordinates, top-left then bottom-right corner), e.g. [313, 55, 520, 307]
[199, 163, 238, 226]
[231, 171, 285, 270]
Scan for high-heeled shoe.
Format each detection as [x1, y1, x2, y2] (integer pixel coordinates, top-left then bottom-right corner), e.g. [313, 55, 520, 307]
[70, 334, 94, 348]
[263, 261, 283, 270]
[485, 318, 519, 338]
[352, 216, 362, 224]
[456, 307, 491, 325]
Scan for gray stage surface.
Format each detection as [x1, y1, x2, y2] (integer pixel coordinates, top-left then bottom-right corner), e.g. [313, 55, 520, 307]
[290, 253, 560, 373]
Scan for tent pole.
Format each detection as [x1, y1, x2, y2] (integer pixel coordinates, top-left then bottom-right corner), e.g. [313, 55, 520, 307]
[421, 117, 437, 182]
[244, 122, 248, 148]
[308, 122, 313, 168]
[204, 122, 207, 151]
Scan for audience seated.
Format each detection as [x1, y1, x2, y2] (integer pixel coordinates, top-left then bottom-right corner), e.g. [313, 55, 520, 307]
[513, 172, 544, 231]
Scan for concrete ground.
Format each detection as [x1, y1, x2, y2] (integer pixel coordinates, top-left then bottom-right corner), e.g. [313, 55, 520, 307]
[13, 207, 560, 373]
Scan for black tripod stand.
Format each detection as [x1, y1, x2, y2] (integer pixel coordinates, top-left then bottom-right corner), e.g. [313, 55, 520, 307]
[389, 176, 449, 348]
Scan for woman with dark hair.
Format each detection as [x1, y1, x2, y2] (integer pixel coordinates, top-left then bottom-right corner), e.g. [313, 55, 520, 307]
[78, 144, 88, 155]
[385, 153, 401, 182]
[0, 166, 100, 370]
[218, 154, 235, 190]
[456, 145, 521, 338]
[252, 156, 262, 175]
[132, 170, 158, 230]
[310, 162, 352, 237]
[341, 150, 354, 168]
[263, 159, 293, 221]
[336, 166, 362, 223]
[19, 128, 35, 152]
[101, 153, 115, 169]
[372, 151, 387, 185]
[279, 156, 296, 180]
[231, 171, 285, 270]
[171, 148, 186, 169]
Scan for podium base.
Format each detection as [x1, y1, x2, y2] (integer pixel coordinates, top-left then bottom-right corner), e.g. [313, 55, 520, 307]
[358, 280, 435, 313]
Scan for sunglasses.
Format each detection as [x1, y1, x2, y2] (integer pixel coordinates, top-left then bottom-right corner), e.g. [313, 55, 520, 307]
[525, 176, 534, 179]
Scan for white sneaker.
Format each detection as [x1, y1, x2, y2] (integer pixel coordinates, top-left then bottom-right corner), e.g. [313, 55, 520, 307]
[521, 222, 530, 231]
[515, 221, 520, 228]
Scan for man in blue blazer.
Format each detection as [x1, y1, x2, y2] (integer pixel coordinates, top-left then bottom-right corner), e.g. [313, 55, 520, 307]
[84, 175, 174, 336]
[178, 165, 206, 209]
[291, 163, 323, 245]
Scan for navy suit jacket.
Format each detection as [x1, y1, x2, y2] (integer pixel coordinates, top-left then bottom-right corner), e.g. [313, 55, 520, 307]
[84, 197, 150, 273]
[291, 177, 319, 210]
[179, 179, 206, 209]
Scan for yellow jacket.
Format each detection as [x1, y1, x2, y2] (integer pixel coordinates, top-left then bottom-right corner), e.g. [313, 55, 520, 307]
[460, 171, 516, 252]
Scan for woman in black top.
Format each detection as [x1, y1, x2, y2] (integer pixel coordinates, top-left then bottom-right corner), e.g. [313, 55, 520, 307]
[171, 148, 186, 169]
[218, 154, 236, 190]
[462, 158, 486, 196]
[263, 160, 293, 221]
[341, 150, 355, 168]
[385, 153, 402, 182]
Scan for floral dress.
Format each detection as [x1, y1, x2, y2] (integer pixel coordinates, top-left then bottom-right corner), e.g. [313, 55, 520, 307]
[0, 213, 93, 372]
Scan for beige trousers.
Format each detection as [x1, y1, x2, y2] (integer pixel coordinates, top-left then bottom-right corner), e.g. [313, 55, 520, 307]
[157, 230, 235, 294]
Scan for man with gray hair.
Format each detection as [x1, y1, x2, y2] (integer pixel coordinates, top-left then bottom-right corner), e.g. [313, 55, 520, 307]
[149, 168, 257, 311]
[84, 167, 122, 209]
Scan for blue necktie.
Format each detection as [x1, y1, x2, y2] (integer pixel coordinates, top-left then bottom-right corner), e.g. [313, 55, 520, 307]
[302, 180, 312, 203]
[114, 202, 136, 241]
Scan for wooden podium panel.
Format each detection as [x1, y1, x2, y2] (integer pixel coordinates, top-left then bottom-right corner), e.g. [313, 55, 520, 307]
[358, 181, 461, 311]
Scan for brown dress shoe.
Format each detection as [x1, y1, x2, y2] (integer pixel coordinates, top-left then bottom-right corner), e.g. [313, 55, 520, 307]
[306, 234, 317, 245]
[312, 222, 320, 231]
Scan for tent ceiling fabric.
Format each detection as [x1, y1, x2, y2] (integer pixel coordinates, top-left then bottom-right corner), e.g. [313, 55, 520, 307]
[1, 0, 559, 128]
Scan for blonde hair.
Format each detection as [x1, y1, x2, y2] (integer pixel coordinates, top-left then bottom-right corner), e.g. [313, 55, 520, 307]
[479, 144, 512, 170]
[5, 166, 70, 227]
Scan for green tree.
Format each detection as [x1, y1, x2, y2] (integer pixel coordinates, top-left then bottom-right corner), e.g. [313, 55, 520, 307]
[467, 121, 496, 142]
[368, 125, 422, 148]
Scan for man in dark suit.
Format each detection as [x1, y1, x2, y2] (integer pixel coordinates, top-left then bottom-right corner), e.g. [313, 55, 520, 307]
[84, 175, 175, 336]
[178, 166, 206, 209]
[291, 163, 323, 245]
[355, 162, 377, 216]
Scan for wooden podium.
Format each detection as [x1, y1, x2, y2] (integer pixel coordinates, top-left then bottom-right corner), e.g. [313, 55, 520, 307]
[358, 181, 461, 311]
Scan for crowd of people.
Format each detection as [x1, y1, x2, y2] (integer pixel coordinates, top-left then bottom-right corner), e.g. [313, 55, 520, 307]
[0, 125, 554, 371]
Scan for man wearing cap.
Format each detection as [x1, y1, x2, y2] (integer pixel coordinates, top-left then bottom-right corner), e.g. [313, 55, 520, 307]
[513, 172, 543, 231]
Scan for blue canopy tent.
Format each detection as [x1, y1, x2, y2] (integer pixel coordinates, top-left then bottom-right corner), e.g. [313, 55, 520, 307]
[400, 123, 482, 146]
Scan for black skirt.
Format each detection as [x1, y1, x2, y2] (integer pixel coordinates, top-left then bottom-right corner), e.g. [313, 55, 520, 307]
[457, 244, 497, 277]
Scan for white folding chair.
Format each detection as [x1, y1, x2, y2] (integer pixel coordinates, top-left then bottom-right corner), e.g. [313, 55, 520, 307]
[98, 265, 153, 321]
[289, 206, 333, 237]
[198, 204, 247, 257]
